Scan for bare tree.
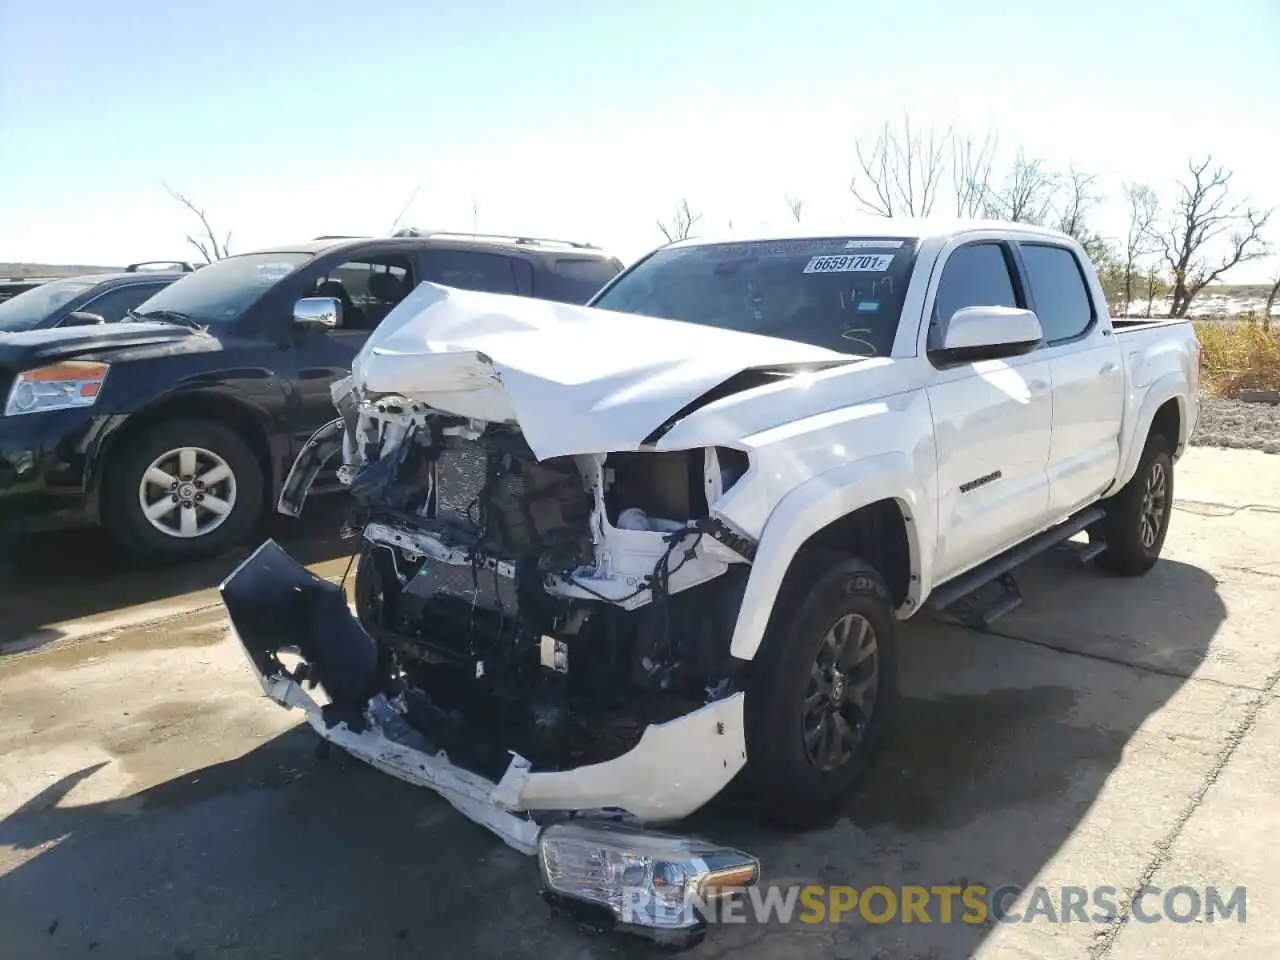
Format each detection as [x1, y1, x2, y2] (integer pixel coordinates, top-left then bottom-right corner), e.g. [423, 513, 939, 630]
[1144, 269, 1162, 318]
[785, 194, 805, 223]
[849, 114, 952, 217]
[1265, 274, 1279, 332]
[163, 182, 232, 262]
[1160, 156, 1273, 317]
[472, 193, 480, 232]
[657, 198, 702, 243]
[1120, 183, 1160, 315]
[1056, 167, 1099, 239]
[950, 129, 999, 218]
[388, 184, 422, 234]
[990, 149, 1060, 225]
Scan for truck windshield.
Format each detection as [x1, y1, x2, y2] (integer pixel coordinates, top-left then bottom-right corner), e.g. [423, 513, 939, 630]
[131, 252, 314, 325]
[591, 237, 919, 357]
[0, 278, 96, 333]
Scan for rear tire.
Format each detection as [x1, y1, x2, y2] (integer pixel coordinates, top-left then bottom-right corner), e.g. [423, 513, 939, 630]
[1095, 434, 1174, 577]
[103, 419, 265, 562]
[744, 551, 900, 829]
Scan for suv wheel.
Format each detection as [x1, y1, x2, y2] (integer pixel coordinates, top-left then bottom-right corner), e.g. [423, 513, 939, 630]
[104, 419, 265, 562]
[745, 551, 900, 828]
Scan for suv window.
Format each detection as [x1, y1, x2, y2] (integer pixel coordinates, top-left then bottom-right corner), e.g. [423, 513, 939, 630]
[135, 252, 314, 325]
[84, 282, 169, 323]
[545, 257, 622, 303]
[1019, 243, 1094, 342]
[423, 250, 518, 294]
[0, 278, 95, 332]
[309, 256, 413, 331]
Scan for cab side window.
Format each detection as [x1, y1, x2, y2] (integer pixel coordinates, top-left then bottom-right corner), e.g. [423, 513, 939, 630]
[934, 243, 1019, 322]
[1019, 243, 1095, 343]
[929, 242, 1021, 354]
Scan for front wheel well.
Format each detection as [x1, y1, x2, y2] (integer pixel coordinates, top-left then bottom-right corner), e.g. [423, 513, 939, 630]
[94, 395, 276, 510]
[783, 498, 913, 608]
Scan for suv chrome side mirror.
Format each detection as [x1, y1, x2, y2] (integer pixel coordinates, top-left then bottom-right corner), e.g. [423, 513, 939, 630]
[293, 297, 342, 329]
[935, 306, 1043, 362]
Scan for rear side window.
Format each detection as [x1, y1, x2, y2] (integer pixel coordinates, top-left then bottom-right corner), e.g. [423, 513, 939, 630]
[547, 257, 622, 303]
[424, 250, 518, 294]
[1019, 243, 1094, 342]
[933, 243, 1020, 324]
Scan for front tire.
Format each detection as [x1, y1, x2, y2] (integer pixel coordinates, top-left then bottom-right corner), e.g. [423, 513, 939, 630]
[1095, 434, 1174, 577]
[745, 551, 900, 829]
[103, 419, 265, 562]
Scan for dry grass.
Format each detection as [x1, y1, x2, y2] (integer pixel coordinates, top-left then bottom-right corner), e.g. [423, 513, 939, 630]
[1194, 315, 1280, 397]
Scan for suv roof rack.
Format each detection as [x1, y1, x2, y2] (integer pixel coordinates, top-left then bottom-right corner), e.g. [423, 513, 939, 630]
[126, 260, 197, 273]
[390, 228, 599, 250]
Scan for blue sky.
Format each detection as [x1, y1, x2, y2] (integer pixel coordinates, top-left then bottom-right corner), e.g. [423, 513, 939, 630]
[1, 0, 1278, 280]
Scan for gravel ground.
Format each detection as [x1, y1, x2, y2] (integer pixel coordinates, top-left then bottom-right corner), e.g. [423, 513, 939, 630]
[1191, 396, 1280, 453]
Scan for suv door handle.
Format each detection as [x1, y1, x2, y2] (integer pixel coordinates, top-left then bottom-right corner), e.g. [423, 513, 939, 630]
[1100, 361, 1118, 374]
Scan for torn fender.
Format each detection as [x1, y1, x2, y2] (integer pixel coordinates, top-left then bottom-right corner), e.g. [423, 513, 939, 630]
[219, 540, 749, 854]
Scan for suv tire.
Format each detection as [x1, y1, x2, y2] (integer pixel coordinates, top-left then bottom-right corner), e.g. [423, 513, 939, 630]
[103, 419, 265, 562]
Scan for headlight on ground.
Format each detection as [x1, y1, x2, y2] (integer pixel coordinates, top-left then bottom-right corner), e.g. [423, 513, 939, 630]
[4, 361, 109, 416]
[538, 820, 759, 944]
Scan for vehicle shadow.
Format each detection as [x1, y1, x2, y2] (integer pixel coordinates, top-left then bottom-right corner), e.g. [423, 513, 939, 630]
[0, 496, 354, 654]
[0, 553, 1227, 960]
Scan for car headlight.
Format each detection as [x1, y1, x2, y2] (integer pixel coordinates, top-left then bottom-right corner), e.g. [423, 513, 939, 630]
[538, 821, 758, 944]
[4, 361, 110, 416]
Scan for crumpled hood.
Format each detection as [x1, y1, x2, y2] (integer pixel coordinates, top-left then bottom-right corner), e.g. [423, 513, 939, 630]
[352, 282, 851, 458]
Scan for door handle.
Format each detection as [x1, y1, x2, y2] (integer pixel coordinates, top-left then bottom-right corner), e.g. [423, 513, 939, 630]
[1101, 362, 1118, 374]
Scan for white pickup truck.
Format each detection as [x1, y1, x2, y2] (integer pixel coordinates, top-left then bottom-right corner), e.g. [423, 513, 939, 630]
[221, 219, 1200, 945]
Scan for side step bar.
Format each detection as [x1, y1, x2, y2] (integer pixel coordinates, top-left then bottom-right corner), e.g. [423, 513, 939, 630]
[926, 506, 1106, 628]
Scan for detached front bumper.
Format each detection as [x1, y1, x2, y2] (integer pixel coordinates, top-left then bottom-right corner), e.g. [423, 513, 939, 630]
[219, 539, 749, 855]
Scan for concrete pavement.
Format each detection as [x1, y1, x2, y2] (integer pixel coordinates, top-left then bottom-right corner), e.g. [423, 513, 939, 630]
[1, 448, 1277, 959]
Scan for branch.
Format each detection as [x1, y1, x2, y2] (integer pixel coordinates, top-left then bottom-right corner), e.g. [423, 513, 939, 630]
[1160, 155, 1273, 315]
[849, 114, 953, 218]
[163, 181, 231, 261]
[388, 184, 422, 234]
[657, 198, 702, 242]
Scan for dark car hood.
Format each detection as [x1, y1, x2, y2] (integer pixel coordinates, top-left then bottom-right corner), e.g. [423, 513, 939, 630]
[0, 321, 202, 371]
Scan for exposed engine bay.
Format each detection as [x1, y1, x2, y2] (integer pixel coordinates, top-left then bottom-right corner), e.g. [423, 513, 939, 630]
[308, 384, 759, 781]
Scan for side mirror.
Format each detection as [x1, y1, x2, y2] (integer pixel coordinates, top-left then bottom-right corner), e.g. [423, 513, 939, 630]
[934, 306, 1043, 362]
[63, 311, 106, 327]
[293, 297, 341, 329]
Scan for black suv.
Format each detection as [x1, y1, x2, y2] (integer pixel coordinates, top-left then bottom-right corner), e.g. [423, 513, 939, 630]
[0, 232, 623, 560]
[0, 262, 196, 334]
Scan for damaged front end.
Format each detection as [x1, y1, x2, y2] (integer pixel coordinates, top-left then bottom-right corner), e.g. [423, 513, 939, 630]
[222, 373, 762, 944]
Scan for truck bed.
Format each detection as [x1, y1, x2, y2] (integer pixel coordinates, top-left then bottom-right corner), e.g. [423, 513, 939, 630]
[1112, 317, 1192, 332]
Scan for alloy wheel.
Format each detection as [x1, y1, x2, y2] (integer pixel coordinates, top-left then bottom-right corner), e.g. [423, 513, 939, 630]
[137, 446, 237, 539]
[802, 612, 880, 772]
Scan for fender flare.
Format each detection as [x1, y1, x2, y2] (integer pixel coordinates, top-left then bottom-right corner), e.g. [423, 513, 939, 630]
[726, 452, 928, 662]
[1108, 372, 1190, 496]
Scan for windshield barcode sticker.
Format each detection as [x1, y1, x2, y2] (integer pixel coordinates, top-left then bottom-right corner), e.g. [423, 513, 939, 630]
[803, 254, 894, 274]
[845, 239, 904, 249]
